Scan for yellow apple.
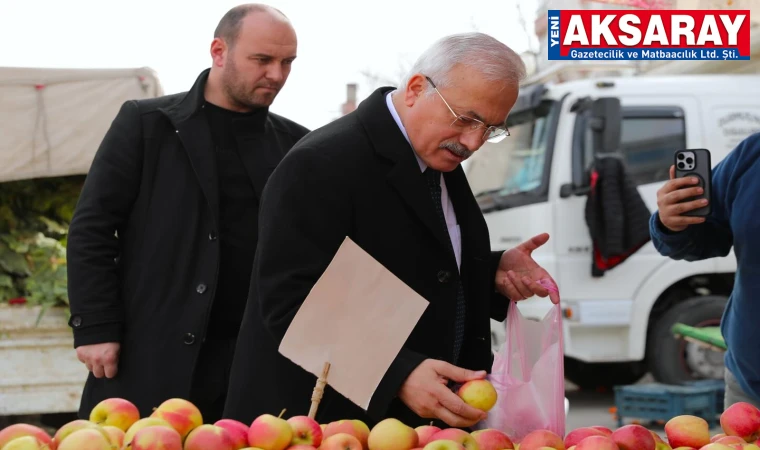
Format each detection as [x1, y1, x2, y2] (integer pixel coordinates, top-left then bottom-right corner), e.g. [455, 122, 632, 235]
[457, 379, 497, 412]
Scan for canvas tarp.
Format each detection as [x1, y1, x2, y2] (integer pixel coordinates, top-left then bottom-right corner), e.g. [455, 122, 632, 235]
[0, 66, 163, 183]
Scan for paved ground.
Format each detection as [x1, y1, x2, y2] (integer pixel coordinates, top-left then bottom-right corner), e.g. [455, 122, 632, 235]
[564, 376, 724, 439]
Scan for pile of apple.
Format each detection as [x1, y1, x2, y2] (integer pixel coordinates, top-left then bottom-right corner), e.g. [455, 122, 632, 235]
[1, 378, 760, 450]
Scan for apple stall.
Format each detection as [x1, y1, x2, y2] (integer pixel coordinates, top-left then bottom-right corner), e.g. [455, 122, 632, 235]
[0, 66, 163, 417]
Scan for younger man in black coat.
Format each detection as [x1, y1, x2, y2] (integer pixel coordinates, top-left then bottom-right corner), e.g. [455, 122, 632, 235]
[67, 3, 309, 422]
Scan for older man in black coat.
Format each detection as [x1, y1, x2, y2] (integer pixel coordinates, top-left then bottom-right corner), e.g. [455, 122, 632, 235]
[223, 32, 560, 429]
[66, 4, 309, 422]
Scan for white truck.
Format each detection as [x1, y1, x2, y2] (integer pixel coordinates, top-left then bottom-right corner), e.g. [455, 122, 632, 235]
[468, 73, 760, 389]
[0, 66, 163, 422]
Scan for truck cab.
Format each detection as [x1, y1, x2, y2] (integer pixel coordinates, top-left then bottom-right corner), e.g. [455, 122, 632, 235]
[468, 74, 760, 388]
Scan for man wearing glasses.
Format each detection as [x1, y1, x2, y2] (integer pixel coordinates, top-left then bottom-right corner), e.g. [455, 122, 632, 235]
[223, 32, 560, 429]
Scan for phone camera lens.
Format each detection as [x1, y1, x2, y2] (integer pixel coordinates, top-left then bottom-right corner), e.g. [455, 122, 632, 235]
[677, 153, 684, 160]
[686, 157, 694, 164]
[677, 162, 685, 169]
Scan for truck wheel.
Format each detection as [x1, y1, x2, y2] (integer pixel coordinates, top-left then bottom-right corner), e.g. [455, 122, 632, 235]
[564, 357, 648, 390]
[647, 295, 728, 385]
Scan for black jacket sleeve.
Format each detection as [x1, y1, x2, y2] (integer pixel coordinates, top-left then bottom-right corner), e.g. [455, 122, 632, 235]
[66, 100, 143, 347]
[253, 146, 427, 421]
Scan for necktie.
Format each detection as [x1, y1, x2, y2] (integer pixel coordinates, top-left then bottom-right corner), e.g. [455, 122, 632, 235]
[423, 168, 466, 364]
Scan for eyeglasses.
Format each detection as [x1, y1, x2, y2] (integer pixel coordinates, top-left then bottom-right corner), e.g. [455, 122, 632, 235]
[425, 76, 510, 143]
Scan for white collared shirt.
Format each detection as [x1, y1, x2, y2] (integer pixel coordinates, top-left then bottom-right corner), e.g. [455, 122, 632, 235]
[385, 91, 462, 270]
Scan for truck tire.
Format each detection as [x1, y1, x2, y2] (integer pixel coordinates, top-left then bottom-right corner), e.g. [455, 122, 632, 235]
[564, 357, 648, 390]
[647, 295, 728, 385]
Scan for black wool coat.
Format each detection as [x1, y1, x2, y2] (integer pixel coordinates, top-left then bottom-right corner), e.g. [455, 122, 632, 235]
[223, 86, 509, 428]
[66, 69, 309, 418]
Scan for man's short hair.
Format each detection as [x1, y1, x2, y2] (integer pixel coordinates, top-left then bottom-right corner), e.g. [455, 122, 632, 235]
[214, 3, 287, 47]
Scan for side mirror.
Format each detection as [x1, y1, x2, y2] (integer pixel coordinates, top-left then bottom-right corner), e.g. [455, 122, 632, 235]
[559, 183, 591, 199]
[589, 98, 621, 155]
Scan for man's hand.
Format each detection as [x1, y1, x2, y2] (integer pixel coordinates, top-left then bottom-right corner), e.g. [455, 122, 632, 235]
[656, 165, 708, 232]
[76, 342, 120, 378]
[398, 359, 488, 428]
[496, 233, 560, 304]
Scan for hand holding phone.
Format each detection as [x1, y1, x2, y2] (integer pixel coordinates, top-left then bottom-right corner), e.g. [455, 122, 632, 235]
[655, 149, 712, 232]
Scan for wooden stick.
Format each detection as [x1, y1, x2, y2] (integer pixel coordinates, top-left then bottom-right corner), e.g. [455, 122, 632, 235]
[308, 362, 331, 419]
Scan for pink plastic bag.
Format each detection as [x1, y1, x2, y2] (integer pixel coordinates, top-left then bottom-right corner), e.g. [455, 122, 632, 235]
[476, 299, 566, 442]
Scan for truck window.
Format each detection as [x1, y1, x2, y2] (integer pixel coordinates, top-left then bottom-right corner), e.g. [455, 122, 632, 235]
[577, 106, 686, 186]
[466, 100, 559, 209]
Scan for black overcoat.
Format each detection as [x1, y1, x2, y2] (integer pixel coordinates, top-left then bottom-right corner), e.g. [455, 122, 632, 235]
[223, 86, 508, 428]
[66, 69, 309, 418]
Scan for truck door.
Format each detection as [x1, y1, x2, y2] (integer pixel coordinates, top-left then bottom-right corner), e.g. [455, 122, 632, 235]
[552, 94, 701, 388]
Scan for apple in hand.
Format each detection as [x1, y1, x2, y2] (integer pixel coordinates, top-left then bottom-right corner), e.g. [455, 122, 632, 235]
[287, 415, 323, 447]
[415, 425, 442, 447]
[367, 418, 418, 450]
[89, 397, 141, 432]
[457, 379, 498, 412]
[248, 413, 293, 450]
[471, 428, 514, 450]
[0, 424, 53, 449]
[57, 428, 113, 450]
[150, 398, 203, 440]
[215, 419, 250, 449]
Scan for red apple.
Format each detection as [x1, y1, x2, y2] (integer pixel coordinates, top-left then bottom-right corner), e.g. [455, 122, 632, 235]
[0, 436, 49, 450]
[665, 415, 711, 449]
[591, 427, 614, 437]
[415, 425, 442, 447]
[721, 402, 760, 442]
[320, 432, 363, 450]
[102, 425, 125, 448]
[131, 425, 183, 450]
[428, 429, 477, 450]
[423, 440, 467, 450]
[215, 419, 250, 449]
[52, 420, 111, 448]
[184, 424, 237, 450]
[564, 427, 605, 448]
[56, 428, 113, 450]
[324, 420, 370, 448]
[89, 397, 141, 432]
[519, 429, 565, 450]
[247, 413, 293, 450]
[711, 434, 727, 443]
[287, 415, 323, 447]
[575, 435, 618, 450]
[471, 428, 514, 450]
[0, 424, 53, 449]
[124, 417, 174, 447]
[149, 398, 203, 440]
[367, 418, 418, 450]
[612, 424, 656, 450]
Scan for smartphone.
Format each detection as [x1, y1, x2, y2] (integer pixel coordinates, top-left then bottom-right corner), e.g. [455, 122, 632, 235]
[673, 148, 712, 217]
